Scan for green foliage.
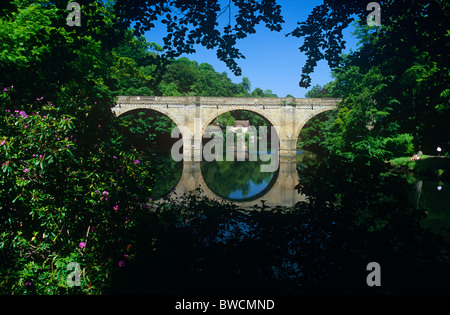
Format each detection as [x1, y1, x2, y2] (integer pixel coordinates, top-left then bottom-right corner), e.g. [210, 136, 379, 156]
[305, 84, 335, 98]
[0, 97, 153, 294]
[113, 0, 284, 76]
[297, 110, 335, 154]
[158, 57, 245, 97]
[389, 156, 450, 180]
[117, 110, 176, 151]
[213, 111, 235, 130]
[1, 0, 448, 295]
[299, 2, 449, 160]
[0, 0, 152, 294]
[147, 57, 279, 98]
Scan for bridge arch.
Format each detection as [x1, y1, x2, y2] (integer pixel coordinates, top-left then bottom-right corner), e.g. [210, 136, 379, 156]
[112, 103, 189, 140]
[293, 108, 335, 148]
[200, 106, 280, 137]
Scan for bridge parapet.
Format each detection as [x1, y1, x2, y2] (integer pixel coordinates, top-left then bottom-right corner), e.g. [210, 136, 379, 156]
[116, 96, 341, 108]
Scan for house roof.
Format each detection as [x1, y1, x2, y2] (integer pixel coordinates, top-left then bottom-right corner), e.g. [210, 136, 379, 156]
[235, 120, 250, 127]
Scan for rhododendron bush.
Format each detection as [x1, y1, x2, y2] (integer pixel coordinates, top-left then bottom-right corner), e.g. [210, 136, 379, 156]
[0, 87, 153, 294]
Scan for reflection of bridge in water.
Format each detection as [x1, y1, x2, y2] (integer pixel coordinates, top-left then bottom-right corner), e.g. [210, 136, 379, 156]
[156, 157, 305, 209]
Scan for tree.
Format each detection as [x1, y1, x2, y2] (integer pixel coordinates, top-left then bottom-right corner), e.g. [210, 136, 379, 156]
[112, 0, 284, 76]
[111, 29, 165, 96]
[305, 84, 334, 98]
[263, 89, 277, 98]
[0, 0, 156, 294]
[2, 0, 448, 295]
[157, 57, 251, 97]
[297, 1, 449, 157]
[240, 77, 252, 93]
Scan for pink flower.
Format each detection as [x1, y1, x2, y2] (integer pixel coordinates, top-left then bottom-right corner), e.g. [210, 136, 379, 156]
[133, 159, 140, 164]
[23, 168, 29, 173]
[0, 140, 5, 146]
[102, 191, 109, 196]
[113, 205, 119, 211]
[78, 242, 86, 249]
[118, 260, 125, 267]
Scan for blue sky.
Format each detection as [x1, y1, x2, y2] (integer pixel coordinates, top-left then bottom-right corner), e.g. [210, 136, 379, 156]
[144, 1, 359, 98]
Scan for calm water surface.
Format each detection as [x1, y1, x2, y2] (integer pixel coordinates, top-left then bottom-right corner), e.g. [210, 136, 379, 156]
[150, 150, 449, 231]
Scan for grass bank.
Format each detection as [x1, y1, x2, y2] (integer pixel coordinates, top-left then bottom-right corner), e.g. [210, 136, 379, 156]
[388, 155, 450, 180]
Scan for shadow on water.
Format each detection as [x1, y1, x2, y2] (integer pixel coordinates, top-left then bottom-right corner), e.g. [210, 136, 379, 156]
[108, 149, 450, 295]
[148, 153, 183, 200]
[408, 175, 450, 234]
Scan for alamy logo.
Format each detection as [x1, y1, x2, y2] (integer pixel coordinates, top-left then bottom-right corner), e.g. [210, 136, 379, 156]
[367, 2, 381, 27]
[67, 262, 81, 287]
[366, 262, 381, 287]
[66, 2, 81, 27]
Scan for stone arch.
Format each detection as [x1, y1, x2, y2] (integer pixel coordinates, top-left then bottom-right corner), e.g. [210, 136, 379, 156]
[293, 108, 335, 146]
[112, 106, 192, 145]
[115, 107, 182, 132]
[199, 106, 280, 141]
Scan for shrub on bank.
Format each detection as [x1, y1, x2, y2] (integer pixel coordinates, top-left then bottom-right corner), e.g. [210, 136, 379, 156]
[389, 155, 450, 180]
[0, 88, 152, 294]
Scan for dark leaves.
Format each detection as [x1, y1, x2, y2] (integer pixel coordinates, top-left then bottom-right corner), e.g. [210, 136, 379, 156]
[112, 0, 284, 76]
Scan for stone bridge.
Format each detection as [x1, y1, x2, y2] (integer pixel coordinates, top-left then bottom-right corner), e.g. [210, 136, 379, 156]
[112, 96, 340, 158]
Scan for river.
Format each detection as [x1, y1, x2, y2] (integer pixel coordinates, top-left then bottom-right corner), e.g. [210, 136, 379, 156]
[148, 149, 449, 232]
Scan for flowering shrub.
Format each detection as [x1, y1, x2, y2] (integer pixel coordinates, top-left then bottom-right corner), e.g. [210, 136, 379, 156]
[0, 88, 153, 294]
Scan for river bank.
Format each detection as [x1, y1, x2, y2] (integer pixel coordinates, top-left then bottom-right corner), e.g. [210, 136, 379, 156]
[388, 155, 450, 180]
